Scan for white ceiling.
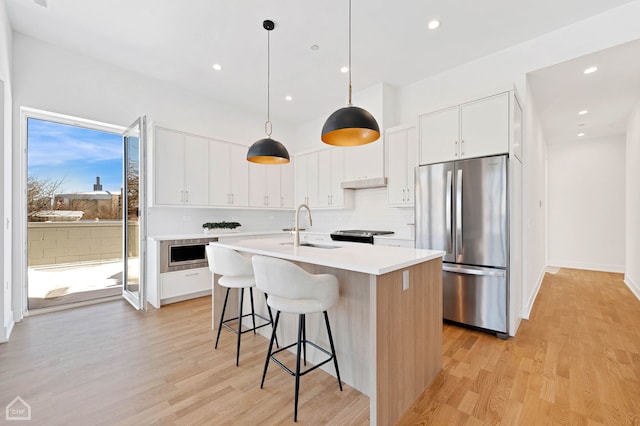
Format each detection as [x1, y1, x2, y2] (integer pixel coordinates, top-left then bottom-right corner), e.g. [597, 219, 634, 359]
[6, 0, 640, 144]
[528, 38, 640, 145]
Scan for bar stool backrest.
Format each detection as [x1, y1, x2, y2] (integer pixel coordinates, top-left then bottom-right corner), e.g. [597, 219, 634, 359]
[252, 255, 339, 311]
[206, 245, 254, 277]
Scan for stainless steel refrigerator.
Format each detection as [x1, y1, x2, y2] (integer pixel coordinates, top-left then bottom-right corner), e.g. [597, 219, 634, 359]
[415, 154, 508, 337]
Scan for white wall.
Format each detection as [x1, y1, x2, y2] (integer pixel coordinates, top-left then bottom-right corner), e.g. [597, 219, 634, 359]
[523, 88, 548, 318]
[0, 0, 13, 342]
[626, 102, 640, 298]
[547, 137, 626, 272]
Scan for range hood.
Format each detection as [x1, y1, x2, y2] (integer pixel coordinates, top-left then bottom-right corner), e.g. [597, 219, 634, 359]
[340, 177, 387, 189]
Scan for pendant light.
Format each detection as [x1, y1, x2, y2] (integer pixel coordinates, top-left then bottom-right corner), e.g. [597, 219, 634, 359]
[247, 20, 290, 164]
[321, 0, 380, 146]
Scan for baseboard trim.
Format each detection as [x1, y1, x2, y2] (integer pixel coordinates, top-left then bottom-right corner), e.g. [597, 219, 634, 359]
[1, 320, 15, 343]
[624, 275, 640, 301]
[547, 260, 625, 274]
[523, 267, 546, 320]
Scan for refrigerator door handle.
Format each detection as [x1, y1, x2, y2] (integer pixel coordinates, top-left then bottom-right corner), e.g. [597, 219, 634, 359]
[456, 168, 463, 258]
[445, 170, 453, 253]
[443, 264, 506, 277]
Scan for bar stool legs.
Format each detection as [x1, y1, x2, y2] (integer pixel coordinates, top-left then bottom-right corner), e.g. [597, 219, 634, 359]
[215, 286, 277, 366]
[261, 310, 342, 422]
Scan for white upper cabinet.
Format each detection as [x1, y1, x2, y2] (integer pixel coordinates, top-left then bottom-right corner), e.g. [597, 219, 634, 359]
[419, 92, 510, 165]
[317, 148, 345, 207]
[248, 163, 283, 208]
[386, 124, 417, 206]
[294, 151, 319, 207]
[459, 93, 509, 159]
[208, 140, 248, 207]
[154, 127, 208, 206]
[279, 161, 294, 208]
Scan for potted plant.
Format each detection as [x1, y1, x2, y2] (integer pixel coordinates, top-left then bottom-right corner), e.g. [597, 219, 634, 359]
[202, 221, 242, 234]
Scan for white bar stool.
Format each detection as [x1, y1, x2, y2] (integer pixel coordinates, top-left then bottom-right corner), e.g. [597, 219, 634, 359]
[206, 245, 276, 366]
[252, 255, 342, 422]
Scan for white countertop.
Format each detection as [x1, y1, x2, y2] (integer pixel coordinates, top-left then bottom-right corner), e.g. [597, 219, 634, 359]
[211, 237, 444, 275]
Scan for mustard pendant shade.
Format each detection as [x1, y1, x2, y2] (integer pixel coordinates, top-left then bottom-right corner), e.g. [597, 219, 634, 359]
[321, 0, 380, 147]
[247, 19, 290, 164]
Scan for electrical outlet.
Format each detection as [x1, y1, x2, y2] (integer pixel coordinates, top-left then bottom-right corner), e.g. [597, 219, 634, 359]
[182, 216, 191, 222]
[402, 270, 409, 291]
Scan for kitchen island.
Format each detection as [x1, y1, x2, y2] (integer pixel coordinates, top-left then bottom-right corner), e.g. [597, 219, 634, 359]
[210, 237, 444, 425]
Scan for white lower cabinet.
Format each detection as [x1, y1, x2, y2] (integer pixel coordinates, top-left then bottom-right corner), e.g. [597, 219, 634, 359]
[160, 268, 211, 301]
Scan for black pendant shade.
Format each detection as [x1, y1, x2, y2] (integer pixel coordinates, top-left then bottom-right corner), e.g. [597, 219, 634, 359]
[247, 19, 290, 164]
[321, 0, 380, 147]
[321, 105, 380, 146]
[247, 137, 290, 164]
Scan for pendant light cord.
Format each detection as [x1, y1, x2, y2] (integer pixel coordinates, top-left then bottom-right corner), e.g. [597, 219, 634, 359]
[265, 26, 272, 138]
[348, 0, 353, 106]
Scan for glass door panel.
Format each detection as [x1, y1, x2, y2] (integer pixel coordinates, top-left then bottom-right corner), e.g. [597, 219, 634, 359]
[122, 117, 146, 310]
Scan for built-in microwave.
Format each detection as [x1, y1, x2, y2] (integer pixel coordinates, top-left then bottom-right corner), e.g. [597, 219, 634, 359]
[159, 237, 218, 273]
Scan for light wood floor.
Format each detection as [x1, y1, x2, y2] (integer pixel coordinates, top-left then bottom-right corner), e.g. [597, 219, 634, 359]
[399, 268, 640, 425]
[1, 269, 638, 425]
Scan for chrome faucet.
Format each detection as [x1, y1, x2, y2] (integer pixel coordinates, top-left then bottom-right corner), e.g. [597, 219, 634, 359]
[294, 204, 312, 246]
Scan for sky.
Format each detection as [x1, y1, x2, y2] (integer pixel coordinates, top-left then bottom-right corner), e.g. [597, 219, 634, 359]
[27, 118, 123, 194]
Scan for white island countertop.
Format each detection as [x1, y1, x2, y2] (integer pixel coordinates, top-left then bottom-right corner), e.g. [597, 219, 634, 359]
[211, 237, 444, 275]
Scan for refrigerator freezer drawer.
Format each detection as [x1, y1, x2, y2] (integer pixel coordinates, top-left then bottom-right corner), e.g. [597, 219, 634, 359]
[443, 264, 507, 334]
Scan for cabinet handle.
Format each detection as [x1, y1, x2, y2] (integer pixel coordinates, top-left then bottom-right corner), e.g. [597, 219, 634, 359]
[180, 190, 184, 202]
[185, 190, 189, 203]
[265, 195, 269, 206]
[185, 272, 200, 277]
[231, 193, 234, 204]
[460, 139, 464, 156]
[227, 193, 230, 204]
[281, 196, 284, 206]
[454, 140, 458, 157]
[406, 188, 411, 203]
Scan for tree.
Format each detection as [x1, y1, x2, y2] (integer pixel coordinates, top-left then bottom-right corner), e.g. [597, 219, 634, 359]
[126, 160, 139, 220]
[27, 175, 65, 219]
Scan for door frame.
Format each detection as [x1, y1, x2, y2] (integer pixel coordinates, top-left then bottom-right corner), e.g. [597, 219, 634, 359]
[16, 107, 126, 317]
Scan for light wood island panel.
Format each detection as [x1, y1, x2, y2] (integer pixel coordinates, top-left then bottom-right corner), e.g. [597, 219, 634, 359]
[211, 239, 444, 425]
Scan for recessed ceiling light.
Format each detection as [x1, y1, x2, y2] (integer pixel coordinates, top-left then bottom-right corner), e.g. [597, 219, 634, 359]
[340, 66, 349, 73]
[578, 110, 588, 115]
[212, 64, 222, 71]
[577, 133, 585, 137]
[427, 20, 440, 30]
[310, 44, 320, 51]
[285, 95, 293, 101]
[583, 66, 598, 74]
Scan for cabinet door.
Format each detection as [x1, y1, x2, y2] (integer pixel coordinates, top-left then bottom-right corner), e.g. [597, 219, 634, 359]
[209, 140, 231, 206]
[265, 165, 280, 207]
[460, 92, 509, 159]
[405, 126, 418, 204]
[317, 149, 332, 207]
[248, 163, 267, 207]
[183, 135, 209, 205]
[155, 128, 185, 205]
[280, 161, 294, 208]
[419, 106, 459, 165]
[295, 152, 319, 207]
[386, 128, 409, 205]
[229, 144, 249, 206]
[330, 148, 345, 207]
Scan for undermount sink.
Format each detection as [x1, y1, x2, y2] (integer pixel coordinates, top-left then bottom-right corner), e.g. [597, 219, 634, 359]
[280, 241, 340, 249]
